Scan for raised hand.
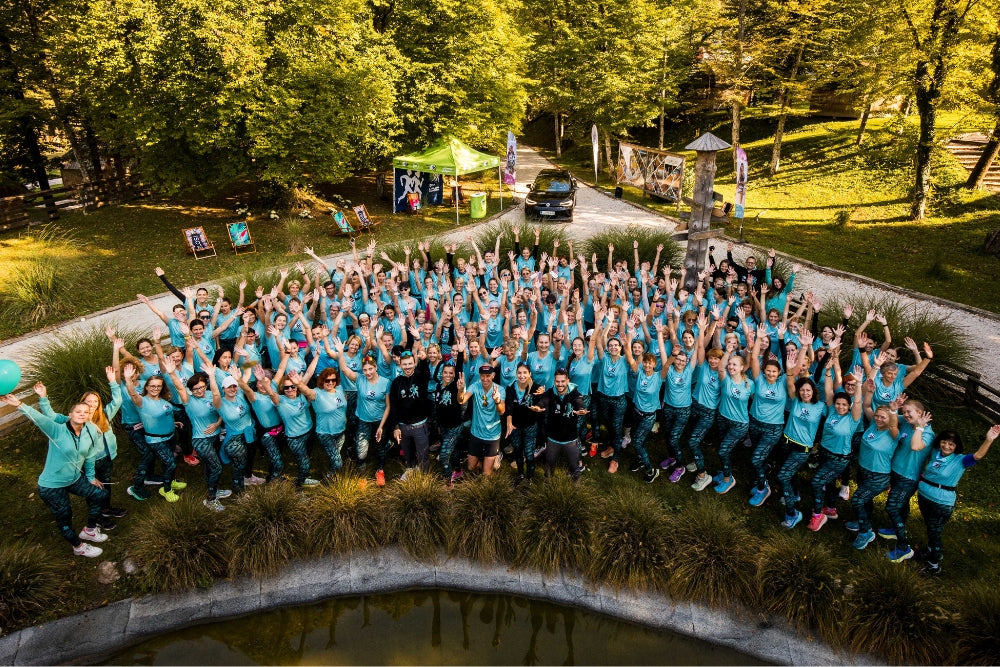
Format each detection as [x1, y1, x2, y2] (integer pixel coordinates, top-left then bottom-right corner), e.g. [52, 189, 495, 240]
[122, 363, 137, 382]
[162, 357, 176, 375]
[904, 336, 918, 352]
[33, 382, 46, 397]
[923, 342, 934, 359]
[843, 304, 853, 319]
[874, 313, 887, 326]
[105, 366, 116, 383]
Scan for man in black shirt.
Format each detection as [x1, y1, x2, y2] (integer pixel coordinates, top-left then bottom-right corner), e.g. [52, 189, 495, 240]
[382, 350, 431, 476]
[539, 369, 589, 480]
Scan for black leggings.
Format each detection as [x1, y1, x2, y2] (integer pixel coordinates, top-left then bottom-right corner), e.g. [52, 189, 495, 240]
[544, 438, 581, 480]
[38, 476, 108, 546]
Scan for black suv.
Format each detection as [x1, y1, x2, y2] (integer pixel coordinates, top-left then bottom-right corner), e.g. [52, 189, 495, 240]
[524, 169, 577, 221]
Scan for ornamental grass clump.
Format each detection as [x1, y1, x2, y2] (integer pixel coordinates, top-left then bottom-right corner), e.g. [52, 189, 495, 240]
[24, 324, 143, 413]
[472, 220, 569, 266]
[383, 469, 450, 562]
[129, 494, 231, 591]
[840, 555, 951, 664]
[667, 499, 758, 607]
[226, 481, 307, 578]
[587, 485, 671, 590]
[217, 261, 285, 302]
[756, 531, 846, 632]
[582, 226, 683, 272]
[0, 542, 66, 632]
[305, 472, 384, 557]
[953, 581, 1000, 665]
[446, 473, 523, 563]
[517, 474, 598, 573]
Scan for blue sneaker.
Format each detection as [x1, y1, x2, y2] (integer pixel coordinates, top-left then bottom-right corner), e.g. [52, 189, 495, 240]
[852, 530, 876, 550]
[778, 494, 800, 506]
[887, 546, 914, 563]
[712, 471, 724, 484]
[781, 509, 803, 529]
[714, 475, 736, 494]
[845, 520, 859, 532]
[877, 527, 897, 540]
[749, 483, 771, 507]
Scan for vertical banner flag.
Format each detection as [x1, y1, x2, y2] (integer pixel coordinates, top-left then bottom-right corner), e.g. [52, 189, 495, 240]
[591, 124, 600, 184]
[734, 147, 748, 219]
[503, 131, 517, 185]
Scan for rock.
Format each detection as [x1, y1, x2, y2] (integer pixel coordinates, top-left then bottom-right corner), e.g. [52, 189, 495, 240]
[122, 558, 137, 575]
[96, 561, 120, 585]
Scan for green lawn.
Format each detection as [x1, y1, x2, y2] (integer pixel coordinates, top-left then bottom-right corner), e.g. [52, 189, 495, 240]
[538, 114, 1000, 314]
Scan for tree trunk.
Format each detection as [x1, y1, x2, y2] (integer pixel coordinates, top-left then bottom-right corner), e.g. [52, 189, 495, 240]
[856, 98, 873, 146]
[769, 42, 805, 176]
[83, 118, 102, 180]
[659, 104, 665, 150]
[965, 120, 1000, 189]
[732, 0, 745, 170]
[911, 61, 938, 220]
[554, 113, 561, 157]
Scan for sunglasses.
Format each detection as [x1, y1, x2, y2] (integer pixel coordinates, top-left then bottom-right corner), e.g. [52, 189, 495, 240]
[191, 384, 207, 390]
[283, 386, 296, 391]
[400, 350, 413, 358]
[323, 378, 337, 384]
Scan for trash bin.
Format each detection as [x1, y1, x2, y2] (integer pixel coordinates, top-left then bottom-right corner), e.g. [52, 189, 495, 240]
[470, 192, 487, 219]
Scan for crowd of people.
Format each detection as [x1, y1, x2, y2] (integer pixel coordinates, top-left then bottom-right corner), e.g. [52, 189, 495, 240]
[5, 228, 996, 577]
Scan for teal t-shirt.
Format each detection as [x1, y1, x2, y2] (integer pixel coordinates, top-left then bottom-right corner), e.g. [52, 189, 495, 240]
[527, 351, 556, 390]
[313, 386, 348, 435]
[891, 423, 935, 480]
[568, 355, 595, 397]
[138, 397, 175, 441]
[277, 394, 313, 438]
[692, 362, 721, 409]
[871, 373, 906, 409]
[184, 395, 219, 439]
[497, 354, 520, 389]
[356, 375, 390, 423]
[251, 391, 282, 429]
[820, 412, 861, 456]
[468, 381, 502, 440]
[718, 375, 754, 423]
[750, 375, 787, 425]
[859, 424, 895, 474]
[663, 364, 694, 409]
[633, 371, 663, 413]
[783, 399, 827, 447]
[218, 394, 254, 434]
[919, 452, 976, 506]
[597, 355, 628, 397]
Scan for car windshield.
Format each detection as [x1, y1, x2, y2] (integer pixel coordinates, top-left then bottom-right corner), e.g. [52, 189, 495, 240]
[533, 175, 572, 193]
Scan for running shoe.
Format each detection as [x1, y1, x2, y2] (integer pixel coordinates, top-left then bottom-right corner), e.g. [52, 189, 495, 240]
[203, 499, 225, 512]
[822, 506, 839, 520]
[838, 484, 851, 501]
[97, 518, 117, 531]
[376, 469, 386, 487]
[686, 462, 697, 472]
[620, 435, 631, 449]
[73, 543, 103, 558]
[852, 530, 876, 550]
[79, 526, 108, 543]
[659, 457, 677, 470]
[126, 486, 149, 501]
[714, 475, 736, 494]
[608, 460, 619, 474]
[450, 470, 464, 482]
[781, 510, 803, 529]
[159, 487, 180, 502]
[183, 454, 200, 466]
[244, 474, 266, 486]
[691, 474, 713, 491]
[302, 477, 321, 487]
[170, 479, 188, 490]
[877, 527, 897, 540]
[629, 462, 644, 473]
[845, 520, 860, 532]
[216, 489, 233, 499]
[920, 561, 942, 577]
[668, 466, 686, 483]
[643, 468, 660, 483]
[807, 513, 828, 532]
[101, 507, 128, 518]
[600, 447, 615, 459]
[887, 546, 914, 563]
[588, 443, 598, 458]
[749, 483, 771, 507]
[400, 467, 414, 482]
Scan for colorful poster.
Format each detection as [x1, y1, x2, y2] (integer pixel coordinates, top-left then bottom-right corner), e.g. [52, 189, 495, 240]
[591, 124, 600, 183]
[503, 131, 517, 185]
[734, 147, 748, 219]
[392, 169, 443, 213]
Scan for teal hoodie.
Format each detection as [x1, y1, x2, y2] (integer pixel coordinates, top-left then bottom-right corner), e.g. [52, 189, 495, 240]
[20, 404, 101, 488]
[38, 382, 123, 461]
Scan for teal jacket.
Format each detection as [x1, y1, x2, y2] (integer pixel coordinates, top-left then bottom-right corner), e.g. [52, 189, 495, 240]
[38, 383, 123, 461]
[20, 404, 101, 488]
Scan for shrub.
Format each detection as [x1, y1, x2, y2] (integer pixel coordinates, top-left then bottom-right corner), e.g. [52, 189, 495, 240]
[283, 216, 309, 254]
[756, 531, 846, 631]
[841, 556, 951, 664]
[226, 481, 308, 578]
[377, 239, 469, 268]
[0, 541, 66, 631]
[305, 473, 384, 556]
[446, 473, 523, 563]
[472, 220, 569, 269]
[667, 499, 758, 607]
[129, 494, 231, 591]
[952, 581, 1000, 665]
[216, 259, 286, 301]
[517, 474, 598, 573]
[0, 261, 63, 324]
[587, 484, 671, 590]
[822, 293, 972, 368]
[581, 226, 683, 275]
[383, 469, 450, 561]
[831, 208, 854, 227]
[23, 324, 144, 413]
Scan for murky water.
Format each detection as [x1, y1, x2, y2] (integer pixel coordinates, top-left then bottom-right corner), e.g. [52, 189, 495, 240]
[100, 590, 767, 665]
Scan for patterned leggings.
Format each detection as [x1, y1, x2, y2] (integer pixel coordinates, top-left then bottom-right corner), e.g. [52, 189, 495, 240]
[575, 394, 592, 455]
[318, 432, 345, 475]
[259, 430, 285, 480]
[38, 476, 108, 546]
[93, 455, 113, 510]
[134, 435, 176, 488]
[810, 448, 851, 512]
[685, 402, 715, 474]
[191, 436, 223, 500]
[223, 434, 248, 493]
[438, 424, 464, 480]
[285, 433, 312, 485]
[749, 418, 784, 490]
[356, 420, 381, 465]
[917, 493, 953, 565]
[509, 423, 538, 479]
[660, 405, 691, 464]
[629, 410, 656, 472]
[776, 441, 811, 517]
[851, 468, 891, 534]
[716, 415, 749, 479]
[885, 473, 920, 549]
[597, 393, 626, 461]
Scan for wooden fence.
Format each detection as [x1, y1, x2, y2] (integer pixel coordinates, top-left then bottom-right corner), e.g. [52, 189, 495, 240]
[0, 175, 152, 233]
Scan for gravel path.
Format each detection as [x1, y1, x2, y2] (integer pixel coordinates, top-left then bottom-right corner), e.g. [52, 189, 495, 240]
[1, 145, 997, 391]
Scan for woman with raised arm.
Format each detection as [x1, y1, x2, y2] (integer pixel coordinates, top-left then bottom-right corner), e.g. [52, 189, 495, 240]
[622, 324, 668, 483]
[685, 309, 722, 492]
[203, 362, 253, 496]
[807, 357, 864, 532]
[846, 388, 902, 550]
[746, 323, 790, 507]
[457, 365, 506, 477]
[1, 391, 109, 557]
[350, 354, 391, 486]
[593, 306, 629, 474]
[655, 318, 699, 484]
[240, 364, 287, 482]
[123, 364, 185, 502]
[915, 425, 999, 575]
[710, 340, 755, 494]
[299, 365, 348, 479]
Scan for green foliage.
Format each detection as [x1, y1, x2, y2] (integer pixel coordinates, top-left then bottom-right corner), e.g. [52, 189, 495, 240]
[516, 474, 598, 573]
[831, 209, 854, 227]
[216, 259, 286, 303]
[383, 469, 450, 561]
[0, 225, 90, 324]
[305, 473, 384, 557]
[581, 226, 683, 274]
[822, 293, 973, 368]
[841, 556, 951, 664]
[755, 531, 845, 631]
[377, 239, 469, 267]
[666, 499, 758, 607]
[446, 473, 523, 563]
[471, 220, 570, 272]
[226, 482, 307, 578]
[0, 261, 63, 324]
[129, 495, 231, 592]
[23, 324, 143, 413]
[587, 485, 671, 590]
[282, 217, 310, 255]
[0, 542, 66, 631]
[953, 581, 1000, 665]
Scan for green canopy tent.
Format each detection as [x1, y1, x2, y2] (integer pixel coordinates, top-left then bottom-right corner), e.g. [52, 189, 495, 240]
[393, 136, 503, 225]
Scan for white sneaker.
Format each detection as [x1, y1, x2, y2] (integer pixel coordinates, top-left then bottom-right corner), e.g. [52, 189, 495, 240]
[302, 477, 321, 487]
[79, 526, 108, 543]
[620, 435, 631, 449]
[73, 543, 103, 558]
[216, 489, 233, 499]
[244, 474, 265, 486]
[839, 484, 851, 501]
[686, 462, 697, 472]
[400, 467, 415, 481]
[691, 474, 713, 492]
[203, 499, 226, 512]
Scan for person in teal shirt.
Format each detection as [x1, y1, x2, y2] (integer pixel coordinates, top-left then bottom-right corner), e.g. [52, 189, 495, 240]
[566, 335, 597, 453]
[258, 367, 318, 488]
[846, 395, 902, 550]
[916, 425, 998, 575]
[747, 323, 789, 507]
[124, 365, 184, 502]
[623, 327, 668, 483]
[206, 365, 253, 496]
[687, 318, 723, 492]
[2, 393, 109, 557]
[241, 365, 288, 484]
[348, 357, 390, 485]
[299, 367, 348, 478]
[458, 366, 506, 476]
[880, 399, 936, 562]
[711, 344, 755, 495]
[594, 306, 629, 473]
[653, 322, 697, 483]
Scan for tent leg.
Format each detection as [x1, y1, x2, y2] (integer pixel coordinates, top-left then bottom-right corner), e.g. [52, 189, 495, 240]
[455, 176, 460, 226]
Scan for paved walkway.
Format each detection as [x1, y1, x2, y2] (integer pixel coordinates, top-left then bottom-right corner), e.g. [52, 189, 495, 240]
[1, 146, 997, 391]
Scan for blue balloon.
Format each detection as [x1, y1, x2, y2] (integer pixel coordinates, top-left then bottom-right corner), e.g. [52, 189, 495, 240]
[0, 359, 22, 395]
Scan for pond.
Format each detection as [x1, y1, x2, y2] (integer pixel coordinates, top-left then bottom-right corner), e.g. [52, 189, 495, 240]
[101, 590, 768, 665]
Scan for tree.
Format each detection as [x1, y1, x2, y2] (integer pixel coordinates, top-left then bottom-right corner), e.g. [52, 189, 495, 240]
[965, 30, 1000, 189]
